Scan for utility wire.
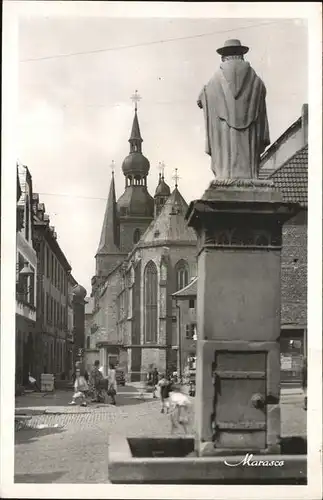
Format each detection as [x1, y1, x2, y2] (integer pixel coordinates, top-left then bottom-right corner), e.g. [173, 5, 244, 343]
[38, 192, 108, 201]
[20, 19, 290, 63]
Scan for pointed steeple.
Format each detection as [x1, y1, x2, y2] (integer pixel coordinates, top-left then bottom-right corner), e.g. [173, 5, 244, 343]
[129, 110, 143, 151]
[97, 170, 120, 254]
[121, 92, 151, 186]
[129, 90, 143, 153]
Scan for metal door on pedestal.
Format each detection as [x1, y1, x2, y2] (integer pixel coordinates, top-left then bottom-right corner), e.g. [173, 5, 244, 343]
[212, 351, 267, 450]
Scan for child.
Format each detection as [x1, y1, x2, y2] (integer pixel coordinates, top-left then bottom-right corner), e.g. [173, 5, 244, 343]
[169, 385, 192, 434]
[69, 367, 89, 406]
[158, 374, 172, 413]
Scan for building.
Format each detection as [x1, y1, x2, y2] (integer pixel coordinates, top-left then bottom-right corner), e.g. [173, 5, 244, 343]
[260, 104, 308, 385]
[88, 106, 197, 379]
[174, 104, 308, 385]
[172, 277, 197, 377]
[16, 164, 38, 386]
[72, 283, 87, 364]
[66, 273, 77, 379]
[84, 296, 98, 373]
[32, 194, 72, 380]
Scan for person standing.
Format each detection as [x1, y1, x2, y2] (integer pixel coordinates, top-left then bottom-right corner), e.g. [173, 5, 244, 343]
[69, 366, 88, 406]
[90, 360, 104, 402]
[107, 363, 117, 405]
[152, 367, 159, 398]
[158, 374, 172, 413]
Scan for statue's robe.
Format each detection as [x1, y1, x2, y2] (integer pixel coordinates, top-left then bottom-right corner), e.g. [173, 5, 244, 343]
[198, 60, 270, 179]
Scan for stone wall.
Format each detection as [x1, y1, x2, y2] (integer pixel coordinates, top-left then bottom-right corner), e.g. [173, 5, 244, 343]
[92, 267, 122, 345]
[119, 218, 152, 254]
[141, 347, 166, 373]
[281, 211, 307, 326]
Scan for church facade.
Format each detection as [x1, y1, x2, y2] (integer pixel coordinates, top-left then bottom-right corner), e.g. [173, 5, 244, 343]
[88, 107, 197, 379]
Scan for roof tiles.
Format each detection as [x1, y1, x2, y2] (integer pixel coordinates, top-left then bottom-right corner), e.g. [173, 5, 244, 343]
[269, 145, 308, 207]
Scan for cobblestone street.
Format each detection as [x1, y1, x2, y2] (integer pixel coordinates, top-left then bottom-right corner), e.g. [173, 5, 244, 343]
[14, 388, 306, 484]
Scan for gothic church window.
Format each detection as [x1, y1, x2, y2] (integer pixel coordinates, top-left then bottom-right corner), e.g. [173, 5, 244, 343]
[133, 228, 141, 244]
[175, 260, 189, 291]
[144, 260, 158, 343]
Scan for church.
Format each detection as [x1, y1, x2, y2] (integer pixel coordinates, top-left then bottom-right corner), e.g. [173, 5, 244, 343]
[87, 101, 197, 380]
[85, 97, 308, 385]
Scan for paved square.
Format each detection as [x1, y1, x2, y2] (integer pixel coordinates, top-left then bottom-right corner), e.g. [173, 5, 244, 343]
[14, 390, 306, 483]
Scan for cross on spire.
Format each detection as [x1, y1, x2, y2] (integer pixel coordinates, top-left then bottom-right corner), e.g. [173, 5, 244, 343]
[110, 160, 115, 176]
[172, 168, 180, 188]
[158, 161, 166, 179]
[131, 90, 141, 112]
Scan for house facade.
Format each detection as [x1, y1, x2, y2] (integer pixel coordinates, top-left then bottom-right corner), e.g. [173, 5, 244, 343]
[16, 164, 38, 386]
[32, 195, 72, 380]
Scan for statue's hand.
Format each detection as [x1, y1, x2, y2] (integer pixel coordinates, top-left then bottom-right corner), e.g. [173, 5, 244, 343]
[197, 99, 203, 109]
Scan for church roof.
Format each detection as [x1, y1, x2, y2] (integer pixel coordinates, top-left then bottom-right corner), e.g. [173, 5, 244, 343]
[96, 173, 120, 255]
[172, 277, 197, 298]
[117, 185, 154, 217]
[141, 187, 197, 244]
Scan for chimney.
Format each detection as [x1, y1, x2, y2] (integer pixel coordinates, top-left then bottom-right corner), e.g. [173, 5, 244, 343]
[301, 103, 308, 146]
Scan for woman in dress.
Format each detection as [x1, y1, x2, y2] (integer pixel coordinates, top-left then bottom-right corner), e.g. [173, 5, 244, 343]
[69, 367, 89, 406]
[107, 363, 117, 405]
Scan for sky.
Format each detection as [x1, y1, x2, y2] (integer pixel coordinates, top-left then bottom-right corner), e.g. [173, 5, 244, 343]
[17, 12, 308, 294]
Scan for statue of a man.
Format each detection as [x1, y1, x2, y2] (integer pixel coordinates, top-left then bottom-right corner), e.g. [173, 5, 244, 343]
[198, 39, 270, 180]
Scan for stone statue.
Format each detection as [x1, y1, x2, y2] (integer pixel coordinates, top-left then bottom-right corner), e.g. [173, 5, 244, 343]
[198, 39, 270, 180]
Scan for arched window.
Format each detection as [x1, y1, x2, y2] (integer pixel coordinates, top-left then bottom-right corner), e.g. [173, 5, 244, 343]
[133, 228, 141, 244]
[175, 260, 189, 291]
[144, 261, 158, 343]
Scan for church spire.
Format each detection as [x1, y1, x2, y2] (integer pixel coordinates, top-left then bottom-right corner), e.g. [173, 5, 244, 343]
[96, 165, 120, 255]
[129, 90, 143, 153]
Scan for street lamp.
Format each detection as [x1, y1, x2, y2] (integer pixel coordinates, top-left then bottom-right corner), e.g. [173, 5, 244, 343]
[19, 261, 34, 277]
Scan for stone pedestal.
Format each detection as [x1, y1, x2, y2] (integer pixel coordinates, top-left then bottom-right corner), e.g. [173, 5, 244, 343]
[186, 184, 300, 457]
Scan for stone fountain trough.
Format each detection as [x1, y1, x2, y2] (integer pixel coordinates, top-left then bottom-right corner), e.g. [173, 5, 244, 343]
[108, 435, 307, 484]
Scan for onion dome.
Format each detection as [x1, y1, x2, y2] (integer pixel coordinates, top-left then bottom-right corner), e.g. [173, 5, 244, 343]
[121, 110, 150, 177]
[155, 174, 171, 197]
[122, 152, 150, 177]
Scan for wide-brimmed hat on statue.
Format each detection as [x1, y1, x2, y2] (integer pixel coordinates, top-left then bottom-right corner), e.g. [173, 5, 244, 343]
[216, 39, 249, 56]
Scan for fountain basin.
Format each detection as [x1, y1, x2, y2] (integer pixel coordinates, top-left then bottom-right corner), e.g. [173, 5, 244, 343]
[108, 436, 307, 484]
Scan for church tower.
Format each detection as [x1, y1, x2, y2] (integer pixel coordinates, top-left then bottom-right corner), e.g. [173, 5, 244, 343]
[154, 162, 171, 217]
[117, 92, 154, 252]
[92, 169, 126, 294]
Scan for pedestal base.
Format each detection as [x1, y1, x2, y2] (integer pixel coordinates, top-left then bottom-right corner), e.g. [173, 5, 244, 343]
[185, 185, 300, 459]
